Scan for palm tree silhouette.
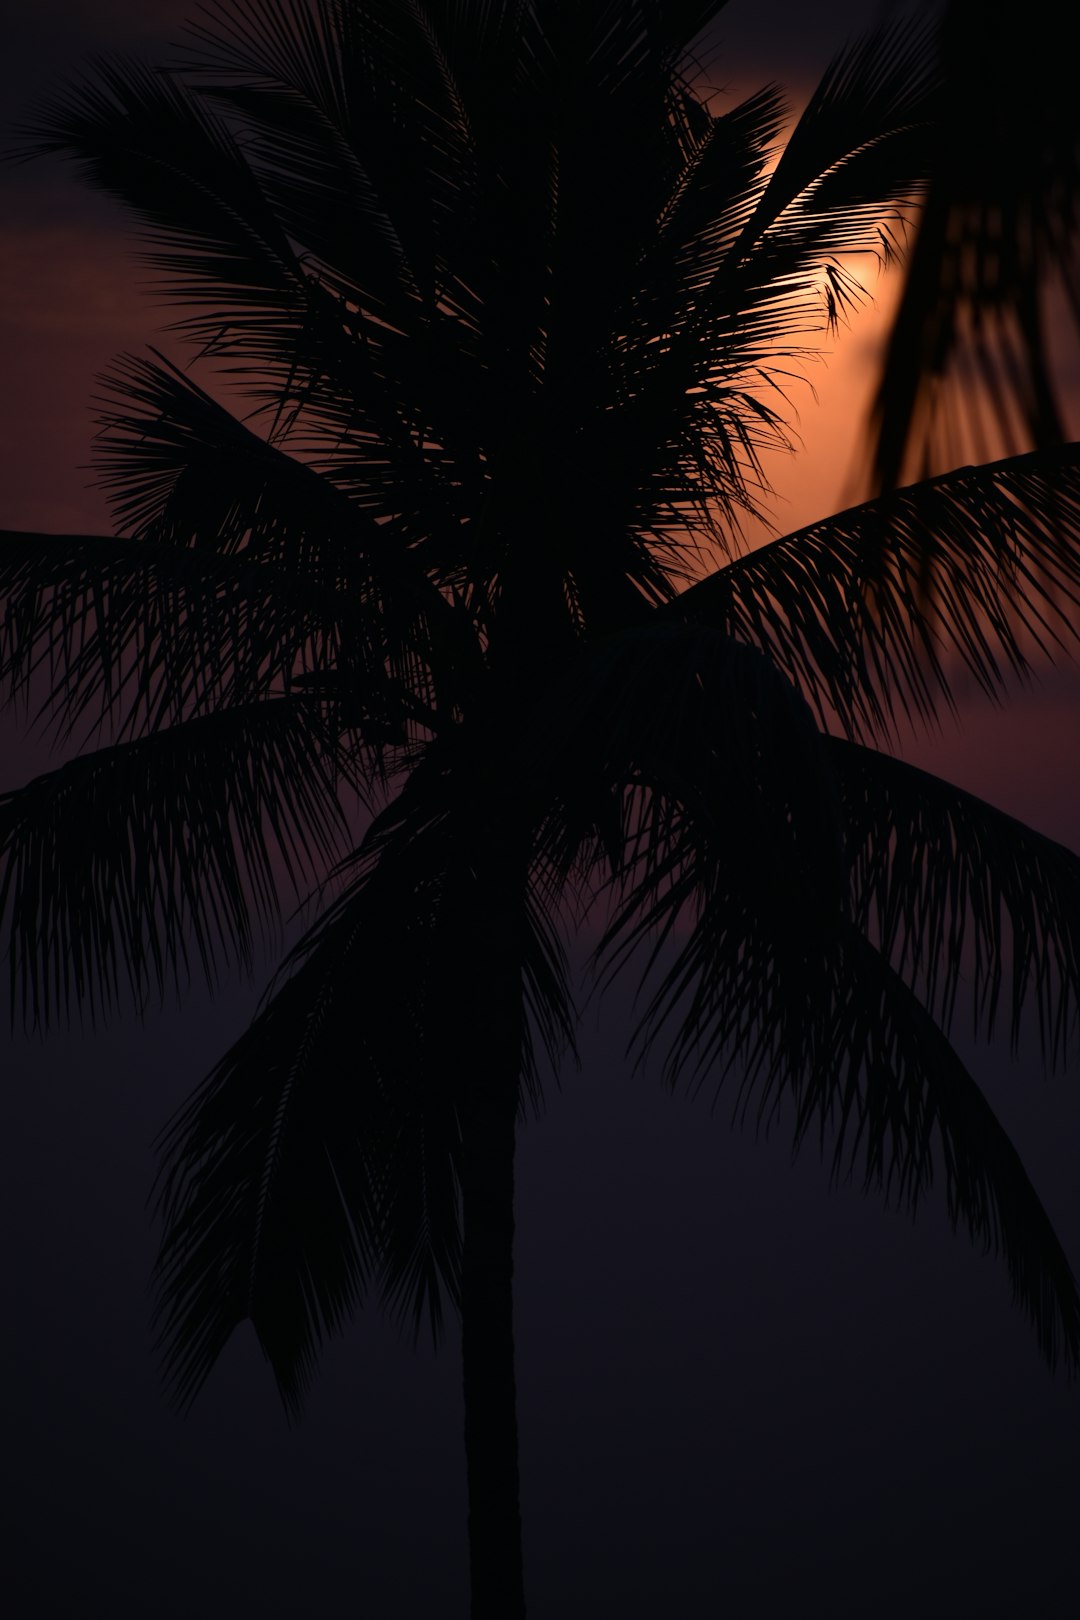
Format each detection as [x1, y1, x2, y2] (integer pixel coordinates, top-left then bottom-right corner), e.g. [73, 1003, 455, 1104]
[4, 5, 1080, 1616]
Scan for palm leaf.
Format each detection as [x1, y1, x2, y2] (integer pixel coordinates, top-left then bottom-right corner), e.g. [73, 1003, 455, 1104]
[738, 18, 935, 255]
[0, 526, 376, 740]
[153, 765, 545, 1414]
[805, 931, 1080, 1373]
[569, 618, 1080, 1372]
[152, 756, 576, 1417]
[15, 56, 307, 338]
[93, 351, 391, 563]
[830, 736, 1080, 1063]
[90, 351, 478, 726]
[600, 24, 938, 560]
[2, 353, 486, 740]
[871, 0, 1080, 487]
[151, 888, 466, 1417]
[668, 444, 1080, 738]
[531, 621, 845, 978]
[92, 350, 492, 627]
[0, 698, 347, 1026]
[181, 0, 477, 312]
[16, 43, 488, 546]
[151, 898, 406, 1417]
[597, 812, 1080, 1372]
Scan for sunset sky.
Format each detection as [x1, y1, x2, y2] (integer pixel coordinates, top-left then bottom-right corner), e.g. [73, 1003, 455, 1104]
[3, 5, 1080, 1617]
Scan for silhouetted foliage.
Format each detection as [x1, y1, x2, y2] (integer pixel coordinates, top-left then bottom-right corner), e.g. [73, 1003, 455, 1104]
[872, 0, 1080, 485]
[4, 4, 1080, 1615]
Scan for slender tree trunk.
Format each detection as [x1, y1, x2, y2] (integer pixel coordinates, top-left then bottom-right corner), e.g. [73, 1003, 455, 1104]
[457, 796, 528, 1618]
[461, 1081, 525, 1618]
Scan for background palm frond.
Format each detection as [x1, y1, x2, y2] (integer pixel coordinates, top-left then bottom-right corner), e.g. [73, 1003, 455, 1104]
[872, 0, 1080, 487]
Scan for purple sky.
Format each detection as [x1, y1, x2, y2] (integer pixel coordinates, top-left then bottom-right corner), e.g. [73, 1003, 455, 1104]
[4, 6, 1080, 1617]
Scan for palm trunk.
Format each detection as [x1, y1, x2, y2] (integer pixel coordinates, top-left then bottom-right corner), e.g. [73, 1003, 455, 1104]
[461, 1083, 525, 1618]
[458, 796, 528, 1618]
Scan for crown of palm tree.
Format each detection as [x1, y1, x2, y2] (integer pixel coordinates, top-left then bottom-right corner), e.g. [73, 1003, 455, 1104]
[3, 0, 1080, 1497]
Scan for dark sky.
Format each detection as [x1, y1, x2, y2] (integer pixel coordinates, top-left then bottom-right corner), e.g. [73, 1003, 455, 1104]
[4, 5, 1080, 1618]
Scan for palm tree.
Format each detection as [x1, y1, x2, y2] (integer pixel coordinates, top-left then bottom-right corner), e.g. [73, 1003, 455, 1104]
[4, 5, 1080, 1615]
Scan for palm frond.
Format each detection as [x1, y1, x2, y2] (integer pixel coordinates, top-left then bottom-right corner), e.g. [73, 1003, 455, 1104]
[571, 614, 1080, 1371]
[0, 526, 376, 740]
[15, 39, 488, 544]
[600, 833, 1080, 1372]
[154, 761, 545, 1413]
[603, 23, 938, 562]
[89, 351, 479, 726]
[0, 699, 347, 1027]
[668, 444, 1080, 738]
[739, 17, 935, 252]
[519, 877, 579, 1109]
[327, 725, 580, 1113]
[700, 19, 935, 344]
[93, 351, 389, 562]
[2, 343, 487, 737]
[151, 896, 438, 1417]
[871, 0, 1080, 488]
[152, 720, 577, 1417]
[831, 736, 1080, 1063]
[14, 56, 307, 336]
[532, 621, 845, 965]
[92, 350, 490, 645]
[801, 932, 1080, 1374]
[180, 0, 477, 313]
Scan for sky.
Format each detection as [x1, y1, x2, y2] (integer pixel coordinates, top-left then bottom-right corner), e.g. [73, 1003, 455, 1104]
[4, 5, 1080, 1618]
